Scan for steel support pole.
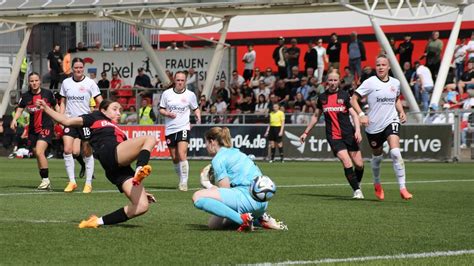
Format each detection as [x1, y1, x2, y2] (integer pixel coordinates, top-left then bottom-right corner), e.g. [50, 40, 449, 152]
[430, 8, 464, 107]
[369, 16, 422, 122]
[201, 18, 231, 101]
[137, 28, 171, 86]
[0, 25, 32, 118]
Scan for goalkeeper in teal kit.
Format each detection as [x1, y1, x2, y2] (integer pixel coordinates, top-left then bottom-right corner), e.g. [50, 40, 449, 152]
[192, 126, 287, 231]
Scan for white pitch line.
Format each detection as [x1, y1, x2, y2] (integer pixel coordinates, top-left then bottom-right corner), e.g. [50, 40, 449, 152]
[0, 218, 70, 224]
[0, 179, 473, 197]
[249, 249, 474, 265]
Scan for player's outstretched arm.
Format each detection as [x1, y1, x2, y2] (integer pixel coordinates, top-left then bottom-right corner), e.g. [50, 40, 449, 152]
[37, 99, 84, 127]
[300, 108, 321, 143]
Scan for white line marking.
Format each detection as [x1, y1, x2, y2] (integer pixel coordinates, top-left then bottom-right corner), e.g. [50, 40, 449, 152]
[249, 249, 474, 265]
[0, 179, 473, 197]
[0, 218, 69, 224]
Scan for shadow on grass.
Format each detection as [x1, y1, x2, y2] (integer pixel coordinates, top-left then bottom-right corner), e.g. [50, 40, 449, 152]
[147, 185, 179, 190]
[295, 193, 381, 202]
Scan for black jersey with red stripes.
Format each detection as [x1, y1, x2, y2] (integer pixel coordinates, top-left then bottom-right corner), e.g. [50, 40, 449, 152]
[18, 88, 57, 134]
[316, 89, 355, 140]
[81, 111, 128, 150]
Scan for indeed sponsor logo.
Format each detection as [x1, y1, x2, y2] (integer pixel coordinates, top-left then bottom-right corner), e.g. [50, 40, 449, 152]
[168, 105, 187, 112]
[323, 106, 346, 112]
[67, 95, 85, 101]
[376, 97, 396, 103]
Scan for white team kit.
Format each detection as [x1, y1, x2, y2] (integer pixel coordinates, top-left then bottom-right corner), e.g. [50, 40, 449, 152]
[60, 76, 101, 117]
[159, 88, 198, 136]
[355, 76, 400, 134]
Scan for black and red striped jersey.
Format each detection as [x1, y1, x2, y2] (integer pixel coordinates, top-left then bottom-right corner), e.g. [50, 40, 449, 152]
[18, 88, 57, 133]
[316, 89, 355, 140]
[81, 111, 128, 150]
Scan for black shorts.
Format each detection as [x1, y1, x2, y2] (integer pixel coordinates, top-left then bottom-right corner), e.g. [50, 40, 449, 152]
[95, 143, 134, 192]
[366, 122, 401, 149]
[268, 126, 282, 142]
[328, 137, 359, 156]
[28, 129, 53, 147]
[166, 130, 190, 147]
[63, 126, 91, 140]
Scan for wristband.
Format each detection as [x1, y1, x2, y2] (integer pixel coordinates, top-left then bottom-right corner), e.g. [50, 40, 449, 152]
[358, 112, 366, 117]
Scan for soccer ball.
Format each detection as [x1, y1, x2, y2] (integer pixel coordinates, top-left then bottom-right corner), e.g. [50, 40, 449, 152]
[250, 175, 276, 202]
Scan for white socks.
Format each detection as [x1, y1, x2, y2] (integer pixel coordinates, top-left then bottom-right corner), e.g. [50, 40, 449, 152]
[390, 148, 406, 189]
[84, 155, 95, 186]
[63, 153, 76, 183]
[179, 160, 189, 184]
[371, 154, 383, 184]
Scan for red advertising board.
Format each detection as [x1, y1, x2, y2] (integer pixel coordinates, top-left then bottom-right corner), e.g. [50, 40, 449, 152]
[119, 125, 170, 158]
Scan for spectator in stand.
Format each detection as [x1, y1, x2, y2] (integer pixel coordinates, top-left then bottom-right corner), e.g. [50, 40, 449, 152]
[239, 94, 255, 115]
[295, 77, 311, 101]
[304, 40, 318, 74]
[255, 94, 269, 116]
[305, 67, 315, 82]
[182, 41, 191, 49]
[135, 67, 153, 97]
[460, 60, 474, 97]
[460, 106, 474, 149]
[464, 32, 474, 61]
[199, 95, 211, 114]
[229, 70, 245, 89]
[138, 98, 156, 125]
[242, 44, 256, 82]
[109, 71, 122, 100]
[215, 79, 230, 104]
[293, 92, 307, 113]
[402, 62, 417, 101]
[186, 68, 198, 94]
[214, 95, 228, 116]
[77, 42, 88, 52]
[360, 66, 376, 84]
[315, 38, 328, 84]
[166, 41, 179, 50]
[263, 67, 276, 89]
[415, 61, 435, 111]
[47, 44, 63, 91]
[274, 79, 290, 106]
[97, 72, 110, 90]
[388, 37, 397, 55]
[341, 66, 354, 91]
[285, 66, 302, 100]
[254, 80, 271, 101]
[397, 34, 414, 67]
[92, 41, 102, 51]
[249, 68, 263, 89]
[327, 33, 341, 72]
[123, 105, 138, 125]
[229, 86, 243, 112]
[422, 31, 443, 79]
[347, 32, 366, 83]
[287, 38, 301, 77]
[272, 36, 288, 79]
[454, 38, 468, 84]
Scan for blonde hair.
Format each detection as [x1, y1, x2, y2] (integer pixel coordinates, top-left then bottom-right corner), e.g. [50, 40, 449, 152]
[205, 127, 232, 148]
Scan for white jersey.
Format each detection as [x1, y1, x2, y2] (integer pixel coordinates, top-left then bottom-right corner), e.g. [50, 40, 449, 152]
[159, 88, 198, 136]
[60, 76, 101, 117]
[355, 76, 400, 134]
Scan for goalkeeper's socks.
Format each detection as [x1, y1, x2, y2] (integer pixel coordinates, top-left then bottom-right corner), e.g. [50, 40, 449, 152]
[102, 207, 129, 225]
[344, 167, 360, 191]
[194, 198, 243, 224]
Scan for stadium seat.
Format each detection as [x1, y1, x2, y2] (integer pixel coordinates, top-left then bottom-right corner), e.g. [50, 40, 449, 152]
[117, 97, 128, 107]
[127, 97, 136, 109]
[117, 85, 133, 97]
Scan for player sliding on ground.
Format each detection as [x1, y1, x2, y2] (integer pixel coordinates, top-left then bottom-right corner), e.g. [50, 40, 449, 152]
[193, 127, 287, 231]
[36, 99, 157, 228]
[351, 54, 413, 200]
[300, 72, 365, 199]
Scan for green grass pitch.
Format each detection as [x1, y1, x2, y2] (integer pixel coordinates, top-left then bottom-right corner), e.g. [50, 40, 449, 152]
[0, 158, 473, 264]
